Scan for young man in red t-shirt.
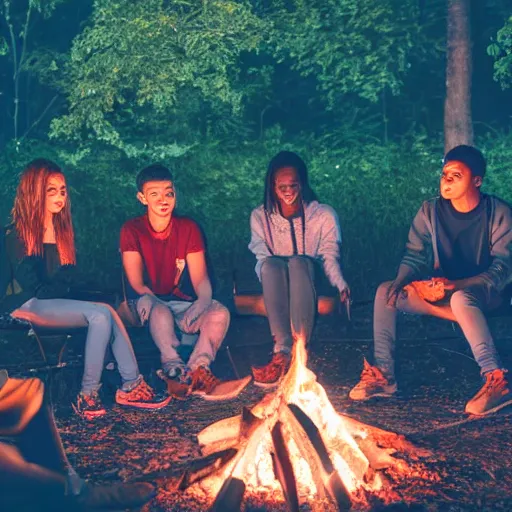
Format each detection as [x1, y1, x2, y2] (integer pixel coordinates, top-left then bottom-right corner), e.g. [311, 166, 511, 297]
[120, 165, 234, 399]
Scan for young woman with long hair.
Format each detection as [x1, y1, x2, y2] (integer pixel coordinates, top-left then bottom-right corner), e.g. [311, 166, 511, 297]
[6, 159, 170, 419]
[249, 151, 350, 387]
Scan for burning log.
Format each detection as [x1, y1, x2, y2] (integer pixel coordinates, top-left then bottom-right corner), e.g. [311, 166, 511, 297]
[178, 336, 434, 511]
[270, 421, 299, 512]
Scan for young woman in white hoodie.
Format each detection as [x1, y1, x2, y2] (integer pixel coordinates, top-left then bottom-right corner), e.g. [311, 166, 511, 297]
[249, 151, 350, 387]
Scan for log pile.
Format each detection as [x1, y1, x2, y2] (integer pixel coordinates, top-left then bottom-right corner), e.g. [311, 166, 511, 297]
[177, 338, 433, 511]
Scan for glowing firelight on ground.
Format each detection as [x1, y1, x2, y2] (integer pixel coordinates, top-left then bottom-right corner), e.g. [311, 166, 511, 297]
[188, 335, 404, 510]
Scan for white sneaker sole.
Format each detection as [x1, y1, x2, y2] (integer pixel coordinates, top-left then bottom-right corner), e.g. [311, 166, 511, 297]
[466, 397, 512, 416]
[349, 385, 398, 401]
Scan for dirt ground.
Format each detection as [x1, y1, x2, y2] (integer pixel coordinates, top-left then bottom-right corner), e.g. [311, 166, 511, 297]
[2, 305, 512, 511]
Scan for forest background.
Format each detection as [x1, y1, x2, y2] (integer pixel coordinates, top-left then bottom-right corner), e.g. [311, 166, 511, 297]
[1, 0, 512, 302]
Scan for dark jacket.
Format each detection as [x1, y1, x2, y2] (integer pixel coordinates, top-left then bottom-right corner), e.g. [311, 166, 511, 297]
[396, 195, 512, 292]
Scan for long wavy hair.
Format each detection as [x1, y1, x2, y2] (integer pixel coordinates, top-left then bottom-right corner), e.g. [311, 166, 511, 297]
[11, 159, 76, 265]
[263, 151, 317, 213]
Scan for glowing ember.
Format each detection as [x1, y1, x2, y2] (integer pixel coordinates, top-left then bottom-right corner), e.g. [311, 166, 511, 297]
[179, 336, 432, 511]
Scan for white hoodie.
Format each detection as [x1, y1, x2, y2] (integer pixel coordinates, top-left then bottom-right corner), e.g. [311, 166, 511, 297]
[248, 201, 347, 292]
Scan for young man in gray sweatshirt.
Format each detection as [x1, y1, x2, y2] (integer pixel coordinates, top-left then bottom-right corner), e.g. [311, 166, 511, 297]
[349, 145, 512, 416]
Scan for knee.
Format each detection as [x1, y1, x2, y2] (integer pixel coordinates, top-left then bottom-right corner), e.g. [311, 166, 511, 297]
[376, 281, 393, 301]
[261, 257, 287, 278]
[137, 294, 160, 324]
[205, 302, 230, 327]
[450, 288, 480, 311]
[288, 255, 313, 275]
[148, 302, 173, 324]
[87, 304, 112, 326]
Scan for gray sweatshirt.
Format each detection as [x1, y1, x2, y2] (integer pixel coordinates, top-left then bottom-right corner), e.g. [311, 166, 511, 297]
[397, 195, 512, 292]
[249, 201, 347, 292]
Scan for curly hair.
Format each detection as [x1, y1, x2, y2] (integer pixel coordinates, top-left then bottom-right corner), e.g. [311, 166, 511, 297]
[11, 158, 76, 265]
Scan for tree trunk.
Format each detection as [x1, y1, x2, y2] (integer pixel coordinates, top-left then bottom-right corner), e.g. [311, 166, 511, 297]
[444, 0, 473, 152]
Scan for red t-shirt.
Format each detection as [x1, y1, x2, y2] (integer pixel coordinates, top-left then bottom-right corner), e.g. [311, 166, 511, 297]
[120, 215, 205, 298]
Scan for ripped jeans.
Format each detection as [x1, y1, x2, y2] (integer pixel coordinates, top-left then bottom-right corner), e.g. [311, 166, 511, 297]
[373, 281, 503, 379]
[132, 295, 230, 372]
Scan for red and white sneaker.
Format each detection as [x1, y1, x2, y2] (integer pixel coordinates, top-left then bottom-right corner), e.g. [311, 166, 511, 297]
[72, 392, 107, 420]
[115, 378, 171, 409]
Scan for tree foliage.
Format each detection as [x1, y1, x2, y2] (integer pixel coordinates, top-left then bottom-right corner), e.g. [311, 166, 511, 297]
[0, 0, 69, 142]
[50, 0, 265, 159]
[488, 15, 512, 89]
[262, 0, 426, 106]
[48, 0, 443, 157]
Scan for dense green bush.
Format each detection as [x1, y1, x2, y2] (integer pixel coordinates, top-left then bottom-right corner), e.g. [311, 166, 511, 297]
[2, 130, 512, 301]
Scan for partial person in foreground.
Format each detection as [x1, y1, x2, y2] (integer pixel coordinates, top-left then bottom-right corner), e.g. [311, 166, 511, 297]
[120, 164, 250, 400]
[249, 151, 350, 387]
[5, 159, 170, 419]
[349, 145, 512, 416]
[0, 370, 156, 511]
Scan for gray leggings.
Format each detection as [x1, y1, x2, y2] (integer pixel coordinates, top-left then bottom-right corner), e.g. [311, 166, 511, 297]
[374, 281, 503, 378]
[260, 256, 316, 353]
[14, 298, 140, 394]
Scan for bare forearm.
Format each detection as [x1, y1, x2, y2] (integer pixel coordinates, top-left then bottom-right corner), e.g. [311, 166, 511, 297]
[194, 278, 212, 303]
[131, 284, 155, 297]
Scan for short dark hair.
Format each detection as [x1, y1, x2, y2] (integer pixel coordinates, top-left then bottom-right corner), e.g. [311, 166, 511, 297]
[136, 164, 174, 192]
[443, 145, 486, 179]
[263, 151, 317, 212]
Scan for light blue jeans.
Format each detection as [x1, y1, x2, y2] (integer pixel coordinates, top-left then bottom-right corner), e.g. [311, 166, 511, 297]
[14, 298, 140, 395]
[133, 295, 230, 373]
[260, 256, 316, 353]
[374, 280, 503, 379]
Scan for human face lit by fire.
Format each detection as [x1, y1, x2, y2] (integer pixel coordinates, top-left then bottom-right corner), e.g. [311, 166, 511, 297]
[440, 161, 481, 201]
[45, 174, 67, 215]
[138, 180, 176, 218]
[274, 167, 301, 208]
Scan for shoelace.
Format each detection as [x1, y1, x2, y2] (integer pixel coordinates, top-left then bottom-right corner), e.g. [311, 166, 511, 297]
[258, 354, 289, 379]
[129, 381, 154, 401]
[359, 366, 387, 384]
[191, 368, 219, 391]
[482, 371, 507, 395]
[84, 393, 101, 408]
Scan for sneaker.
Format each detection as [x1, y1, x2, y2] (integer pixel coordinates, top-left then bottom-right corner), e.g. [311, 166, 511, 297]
[115, 378, 171, 410]
[252, 352, 291, 388]
[72, 392, 107, 420]
[156, 368, 190, 399]
[74, 481, 156, 510]
[188, 366, 252, 401]
[348, 359, 397, 401]
[189, 366, 220, 396]
[465, 369, 512, 416]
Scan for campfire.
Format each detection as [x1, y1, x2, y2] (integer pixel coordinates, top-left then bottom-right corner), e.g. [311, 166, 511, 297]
[176, 337, 433, 511]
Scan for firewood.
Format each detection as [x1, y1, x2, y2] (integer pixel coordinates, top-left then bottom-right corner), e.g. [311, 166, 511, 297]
[177, 448, 238, 490]
[279, 405, 345, 512]
[288, 404, 351, 511]
[271, 421, 299, 512]
[338, 413, 432, 460]
[210, 476, 245, 512]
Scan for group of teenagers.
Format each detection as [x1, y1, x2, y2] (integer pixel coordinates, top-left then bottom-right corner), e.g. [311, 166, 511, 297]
[1, 144, 512, 509]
